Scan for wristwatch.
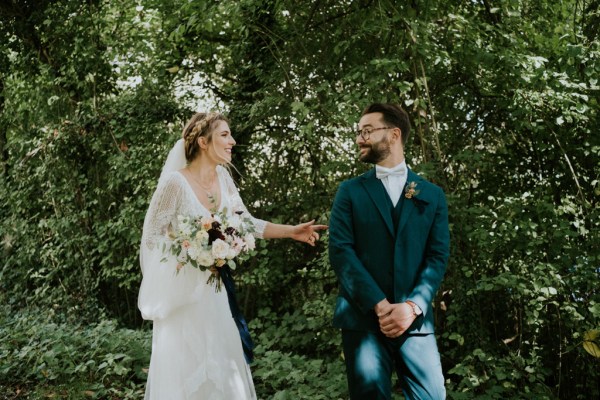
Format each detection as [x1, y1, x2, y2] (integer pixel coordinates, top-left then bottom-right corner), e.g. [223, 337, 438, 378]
[406, 301, 423, 317]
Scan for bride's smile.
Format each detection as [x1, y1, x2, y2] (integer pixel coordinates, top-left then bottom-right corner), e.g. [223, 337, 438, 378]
[206, 120, 236, 164]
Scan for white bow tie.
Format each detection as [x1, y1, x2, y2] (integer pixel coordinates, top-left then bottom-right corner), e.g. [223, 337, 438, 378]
[376, 165, 406, 180]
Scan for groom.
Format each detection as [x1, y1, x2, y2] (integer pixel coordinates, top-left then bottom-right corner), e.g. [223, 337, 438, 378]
[329, 103, 449, 399]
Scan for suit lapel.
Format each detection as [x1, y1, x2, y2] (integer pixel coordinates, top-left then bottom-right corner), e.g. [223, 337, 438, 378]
[360, 169, 395, 236]
[396, 169, 421, 236]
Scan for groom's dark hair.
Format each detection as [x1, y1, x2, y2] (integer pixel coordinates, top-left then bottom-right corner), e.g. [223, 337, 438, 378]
[362, 103, 411, 146]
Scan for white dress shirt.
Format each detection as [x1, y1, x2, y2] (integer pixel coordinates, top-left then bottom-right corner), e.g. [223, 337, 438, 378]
[375, 161, 408, 207]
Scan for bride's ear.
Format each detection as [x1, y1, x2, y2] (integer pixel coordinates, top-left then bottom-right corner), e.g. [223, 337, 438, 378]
[197, 136, 207, 150]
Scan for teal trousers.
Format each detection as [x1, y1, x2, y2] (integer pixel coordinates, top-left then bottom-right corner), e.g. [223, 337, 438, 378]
[341, 330, 446, 400]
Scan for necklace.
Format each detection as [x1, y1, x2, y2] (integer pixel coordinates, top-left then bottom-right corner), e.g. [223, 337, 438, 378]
[187, 168, 217, 199]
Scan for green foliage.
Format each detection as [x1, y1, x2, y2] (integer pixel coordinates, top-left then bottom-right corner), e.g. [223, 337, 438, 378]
[1, 0, 599, 398]
[0, 303, 150, 398]
[0, 87, 184, 325]
[252, 350, 347, 400]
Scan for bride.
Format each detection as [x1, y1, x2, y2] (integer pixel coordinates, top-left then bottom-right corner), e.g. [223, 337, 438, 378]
[138, 112, 326, 399]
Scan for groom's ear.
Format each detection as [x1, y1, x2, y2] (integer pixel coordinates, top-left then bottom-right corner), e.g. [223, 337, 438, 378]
[391, 127, 402, 142]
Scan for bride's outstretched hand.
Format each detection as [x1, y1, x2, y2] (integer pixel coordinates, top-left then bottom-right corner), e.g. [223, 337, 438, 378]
[291, 220, 328, 246]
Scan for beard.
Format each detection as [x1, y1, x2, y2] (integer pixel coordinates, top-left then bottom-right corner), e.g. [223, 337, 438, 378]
[358, 136, 391, 164]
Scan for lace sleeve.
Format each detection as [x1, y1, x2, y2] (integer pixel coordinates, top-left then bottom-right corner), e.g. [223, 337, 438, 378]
[220, 166, 267, 239]
[138, 172, 205, 320]
[141, 172, 183, 251]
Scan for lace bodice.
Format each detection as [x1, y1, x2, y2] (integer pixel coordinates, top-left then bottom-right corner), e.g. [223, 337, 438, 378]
[142, 166, 266, 252]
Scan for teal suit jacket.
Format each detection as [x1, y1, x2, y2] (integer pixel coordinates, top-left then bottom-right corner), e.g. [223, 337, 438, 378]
[329, 168, 449, 334]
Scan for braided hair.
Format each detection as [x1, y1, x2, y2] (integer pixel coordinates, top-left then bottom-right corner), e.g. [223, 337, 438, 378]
[182, 112, 229, 162]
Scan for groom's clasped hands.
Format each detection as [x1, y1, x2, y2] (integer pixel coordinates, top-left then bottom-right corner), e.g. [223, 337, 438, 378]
[375, 298, 417, 338]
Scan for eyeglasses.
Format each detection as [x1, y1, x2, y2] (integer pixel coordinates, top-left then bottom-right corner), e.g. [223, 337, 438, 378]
[355, 126, 392, 141]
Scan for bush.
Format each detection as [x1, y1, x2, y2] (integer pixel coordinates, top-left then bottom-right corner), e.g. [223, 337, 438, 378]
[0, 303, 150, 399]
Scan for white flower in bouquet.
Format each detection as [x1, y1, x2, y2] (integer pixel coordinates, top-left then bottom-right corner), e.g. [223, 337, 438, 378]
[177, 250, 187, 264]
[197, 248, 215, 267]
[244, 233, 256, 251]
[227, 246, 238, 260]
[178, 216, 193, 236]
[211, 238, 230, 260]
[195, 230, 209, 245]
[231, 237, 245, 252]
[228, 213, 242, 230]
[200, 215, 214, 230]
[176, 240, 189, 262]
[187, 245, 199, 260]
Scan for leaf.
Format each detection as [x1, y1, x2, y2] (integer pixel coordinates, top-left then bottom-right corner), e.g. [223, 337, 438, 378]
[449, 332, 465, 346]
[228, 259, 236, 270]
[583, 330, 600, 358]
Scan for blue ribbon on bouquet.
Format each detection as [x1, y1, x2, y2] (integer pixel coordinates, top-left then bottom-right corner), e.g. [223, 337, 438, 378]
[220, 266, 254, 364]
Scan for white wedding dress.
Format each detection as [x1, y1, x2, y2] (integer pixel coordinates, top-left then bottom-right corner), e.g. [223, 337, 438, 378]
[138, 165, 266, 400]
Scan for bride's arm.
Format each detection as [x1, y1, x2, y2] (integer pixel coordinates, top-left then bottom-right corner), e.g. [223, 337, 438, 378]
[263, 220, 328, 246]
[221, 167, 327, 245]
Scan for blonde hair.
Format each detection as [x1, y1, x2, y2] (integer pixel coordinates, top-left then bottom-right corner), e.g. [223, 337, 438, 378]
[182, 112, 229, 162]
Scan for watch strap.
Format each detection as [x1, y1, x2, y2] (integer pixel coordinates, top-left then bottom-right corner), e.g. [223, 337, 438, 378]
[406, 300, 423, 316]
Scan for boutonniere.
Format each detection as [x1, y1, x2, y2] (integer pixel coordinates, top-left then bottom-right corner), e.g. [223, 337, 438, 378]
[405, 181, 428, 212]
[404, 181, 420, 199]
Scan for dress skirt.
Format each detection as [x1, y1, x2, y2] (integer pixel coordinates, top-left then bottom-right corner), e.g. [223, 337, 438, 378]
[143, 282, 256, 400]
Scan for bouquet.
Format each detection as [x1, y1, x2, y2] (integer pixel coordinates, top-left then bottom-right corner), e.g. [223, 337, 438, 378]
[162, 208, 256, 291]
